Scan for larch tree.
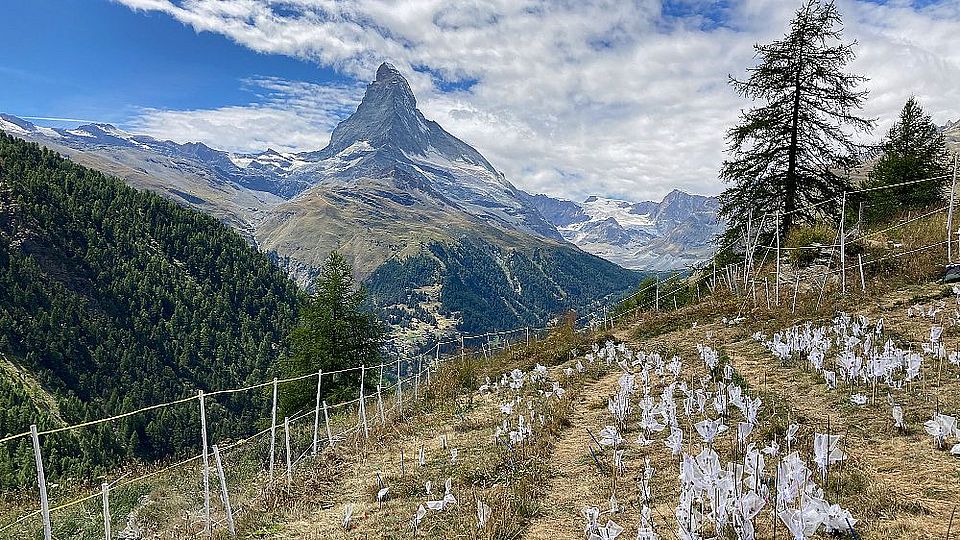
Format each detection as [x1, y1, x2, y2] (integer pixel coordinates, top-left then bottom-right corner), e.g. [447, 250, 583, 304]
[718, 0, 873, 242]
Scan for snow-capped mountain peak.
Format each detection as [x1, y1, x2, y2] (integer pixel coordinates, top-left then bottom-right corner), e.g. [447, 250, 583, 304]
[524, 190, 722, 270]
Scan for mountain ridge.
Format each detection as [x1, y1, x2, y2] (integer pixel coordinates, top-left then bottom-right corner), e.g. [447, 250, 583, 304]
[0, 64, 644, 340]
[523, 189, 723, 270]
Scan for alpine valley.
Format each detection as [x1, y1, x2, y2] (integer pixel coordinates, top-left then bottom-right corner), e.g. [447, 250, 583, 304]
[0, 63, 719, 344]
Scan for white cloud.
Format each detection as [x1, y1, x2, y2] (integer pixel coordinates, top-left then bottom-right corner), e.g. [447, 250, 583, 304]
[113, 0, 960, 202]
[128, 77, 363, 153]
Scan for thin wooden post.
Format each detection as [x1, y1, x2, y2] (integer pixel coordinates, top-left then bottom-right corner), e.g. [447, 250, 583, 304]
[284, 417, 292, 485]
[764, 277, 771, 310]
[377, 385, 385, 423]
[744, 211, 753, 288]
[397, 356, 404, 411]
[775, 214, 781, 305]
[312, 370, 322, 456]
[655, 277, 660, 311]
[102, 482, 111, 540]
[323, 401, 334, 448]
[712, 259, 717, 290]
[949, 155, 959, 263]
[199, 391, 211, 537]
[30, 425, 52, 540]
[526, 327, 530, 346]
[359, 365, 369, 439]
[840, 192, 847, 294]
[415, 364, 421, 402]
[858, 254, 866, 292]
[269, 377, 278, 481]
[212, 445, 236, 537]
[792, 271, 800, 313]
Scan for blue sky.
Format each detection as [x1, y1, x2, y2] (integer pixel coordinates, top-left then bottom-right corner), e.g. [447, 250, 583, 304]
[0, 0, 346, 126]
[1, 0, 958, 201]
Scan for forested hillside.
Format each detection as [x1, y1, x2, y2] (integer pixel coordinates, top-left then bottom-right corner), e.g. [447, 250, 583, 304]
[0, 133, 300, 488]
[368, 237, 642, 334]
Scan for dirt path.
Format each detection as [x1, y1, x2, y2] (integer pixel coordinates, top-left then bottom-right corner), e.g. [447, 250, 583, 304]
[521, 370, 622, 540]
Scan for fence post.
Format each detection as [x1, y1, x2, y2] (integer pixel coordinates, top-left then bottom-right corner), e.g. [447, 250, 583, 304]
[269, 377, 278, 481]
[377, 385, 385, 423]
[359, 365, 369, 439]
[775, 213, 781, 305]
[323, 401, 334, 448]
[948, 155, 959, 263]
[840, 192, 847, 294]
[199, 390, 211, 538]
[655, 277, 660, 311]
[101, 482, 111, 540]
[312, 370, 323, 456]
[29, 425, 52, 540]
[858, 254, 866, 292]
[792, 271, 800, 313]
[284, 417, 292, 485]
[212, 445, 236, 537]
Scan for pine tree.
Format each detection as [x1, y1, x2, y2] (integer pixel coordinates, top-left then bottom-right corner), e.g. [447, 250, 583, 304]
[719, 0, 873, 241]
[280, 251, 385, 414]
[864, 97, 954, 219]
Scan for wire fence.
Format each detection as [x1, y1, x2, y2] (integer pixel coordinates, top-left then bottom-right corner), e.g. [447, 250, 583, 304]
[0, 319, 563, 539]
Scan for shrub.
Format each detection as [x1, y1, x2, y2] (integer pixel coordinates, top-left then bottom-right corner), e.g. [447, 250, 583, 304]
[785, 222, 836, 266]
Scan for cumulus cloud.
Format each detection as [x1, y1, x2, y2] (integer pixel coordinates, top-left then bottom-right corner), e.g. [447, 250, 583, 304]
[113, 0, 960, 202]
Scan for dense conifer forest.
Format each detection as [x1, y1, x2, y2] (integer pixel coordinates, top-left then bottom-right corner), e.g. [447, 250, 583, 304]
[0, 133, 300, 488]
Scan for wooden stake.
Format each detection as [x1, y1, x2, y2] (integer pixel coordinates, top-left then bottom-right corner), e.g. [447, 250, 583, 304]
[269, 378, 278, 481]
[284, 417, 292, 485]
[30, 425, 51, 540]
[947, 155, 958, 263]
[102, 482, 111, 540]
[212, 445, 236, 537]
[199, 391, 211, 537]
[312, 370, 323, 456]
[359, 365, 369, 439]
[323, 401, 334, 448]
[840, 192, 847, 294]
[858, 254, 866, 292]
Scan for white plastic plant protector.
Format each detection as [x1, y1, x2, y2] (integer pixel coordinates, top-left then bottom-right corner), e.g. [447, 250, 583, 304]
[410, 504, 427, 531]
[850, 393, 867, 406]
[599, 426, 625, 446]
[812, 433, 845, 479]
[636, 505, 658, 540]
[418, 445, 426, 467]
[664, 427, 683, 456]
[476, 500, 491, 529]
[924, 413, 958, 448]
[694, 418, 723, 444]
[589, 520, 625, 540]
[582, 506, 600, 536]
[377, 486, 389, 507]
[342, 503, 354, 530]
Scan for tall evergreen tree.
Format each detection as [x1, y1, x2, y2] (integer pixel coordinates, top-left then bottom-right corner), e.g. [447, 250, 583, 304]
[281, 251, 384, 414]
[864, 96, 954, 219]
[719, 0, 873, 240]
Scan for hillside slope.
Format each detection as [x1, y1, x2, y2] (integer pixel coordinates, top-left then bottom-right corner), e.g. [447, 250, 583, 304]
[0, 133, 300, 487]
